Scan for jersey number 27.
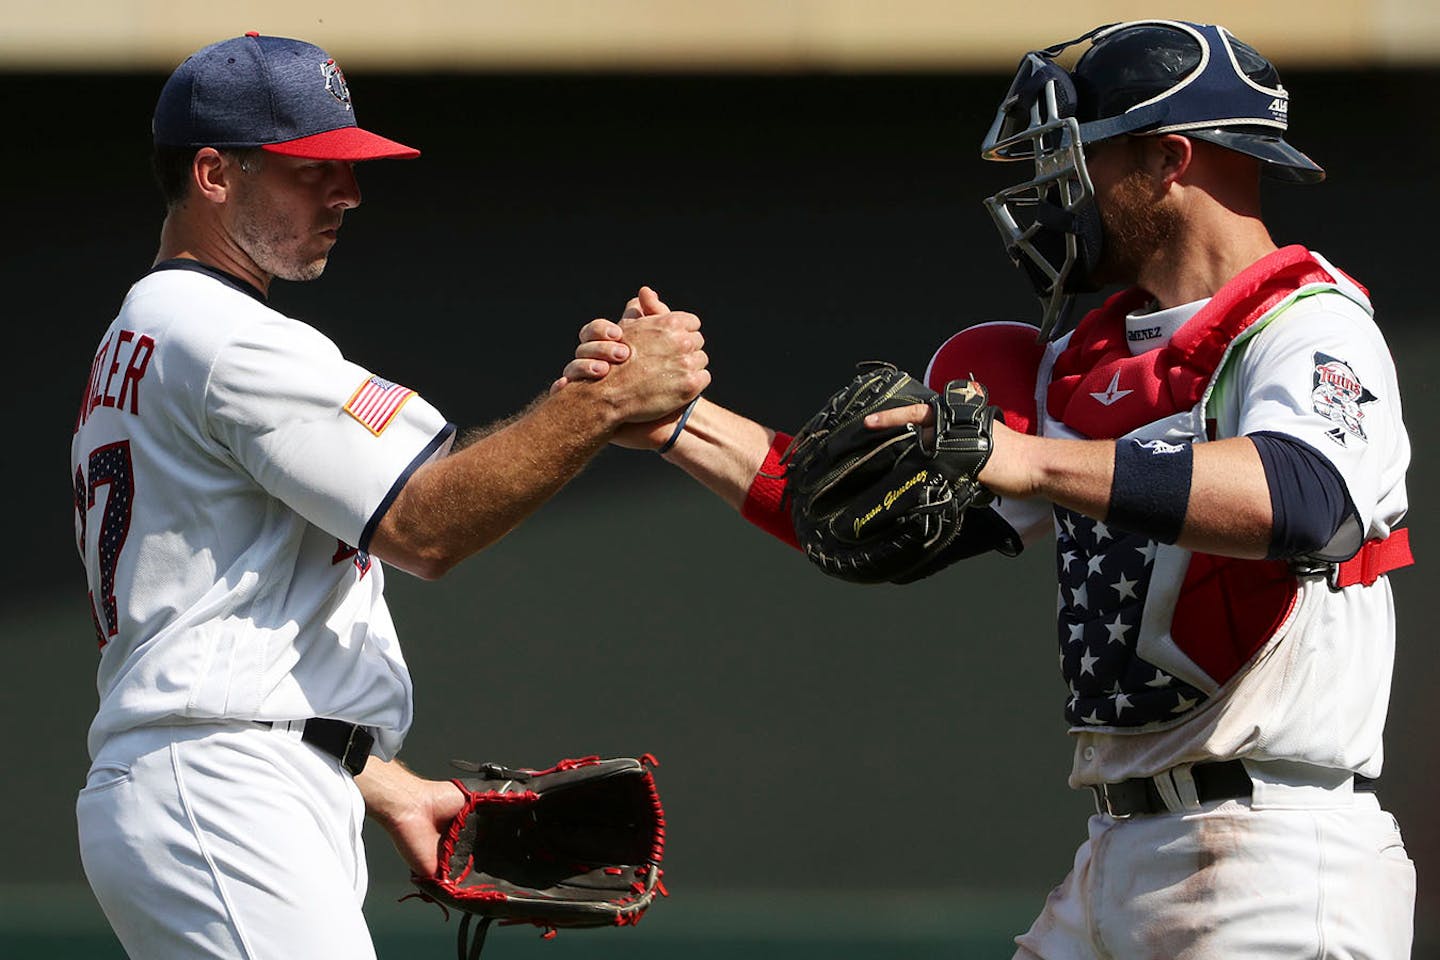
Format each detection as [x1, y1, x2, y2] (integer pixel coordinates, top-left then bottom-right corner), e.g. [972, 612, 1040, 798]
[73, 440, 133, 648]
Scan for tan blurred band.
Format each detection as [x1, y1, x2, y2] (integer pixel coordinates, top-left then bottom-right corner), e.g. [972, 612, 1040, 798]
[7, 0, 1440, 71]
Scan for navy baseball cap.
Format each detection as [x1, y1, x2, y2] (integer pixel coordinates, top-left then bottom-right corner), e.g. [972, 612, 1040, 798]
[153, 32, 419, 160]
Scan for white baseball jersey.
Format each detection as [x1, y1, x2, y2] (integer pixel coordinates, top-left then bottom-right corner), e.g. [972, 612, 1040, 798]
[71, 260, 455, 761]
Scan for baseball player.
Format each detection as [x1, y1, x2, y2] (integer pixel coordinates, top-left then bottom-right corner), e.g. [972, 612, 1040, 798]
[70, 33, 707, 960]
[561, 20, 1415, 957]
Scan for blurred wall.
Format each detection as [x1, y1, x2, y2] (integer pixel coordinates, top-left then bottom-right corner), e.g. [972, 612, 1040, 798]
[3, 65, 1436, 949]
[7, 0, 1440, 69]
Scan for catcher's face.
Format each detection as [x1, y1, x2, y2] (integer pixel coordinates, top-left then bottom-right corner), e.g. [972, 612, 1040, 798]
[1083, 136, 1183, 289]
[225, 153, 362, 282]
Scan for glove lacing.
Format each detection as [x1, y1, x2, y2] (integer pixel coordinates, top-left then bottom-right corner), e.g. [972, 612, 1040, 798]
[458, 914, 494, 960]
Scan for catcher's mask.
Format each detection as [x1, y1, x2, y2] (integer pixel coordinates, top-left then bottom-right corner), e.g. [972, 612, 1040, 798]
[980, 20, 1324, 341]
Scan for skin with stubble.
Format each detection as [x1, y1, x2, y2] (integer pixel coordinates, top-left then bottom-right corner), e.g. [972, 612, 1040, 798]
[1085, 138, 1184, 289]
[223, 154, 360, 283]
[157, 148, 362, 295]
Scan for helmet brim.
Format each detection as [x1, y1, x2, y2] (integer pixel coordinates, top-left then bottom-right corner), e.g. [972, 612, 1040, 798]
[1186, 129, 1324, 184]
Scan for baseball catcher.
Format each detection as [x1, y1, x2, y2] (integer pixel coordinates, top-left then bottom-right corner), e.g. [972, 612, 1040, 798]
[783, 362, 1015, 584]
[410, 755, 666, 959]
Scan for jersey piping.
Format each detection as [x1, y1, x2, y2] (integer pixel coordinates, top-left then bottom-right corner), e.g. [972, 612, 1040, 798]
[359, 423, 457, 552]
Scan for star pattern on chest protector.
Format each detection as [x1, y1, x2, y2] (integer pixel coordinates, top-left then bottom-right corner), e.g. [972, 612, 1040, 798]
[1054, 507, 1209, 726]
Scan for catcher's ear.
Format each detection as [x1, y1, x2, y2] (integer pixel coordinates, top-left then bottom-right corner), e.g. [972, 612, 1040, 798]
[925, 321, 1043, 436]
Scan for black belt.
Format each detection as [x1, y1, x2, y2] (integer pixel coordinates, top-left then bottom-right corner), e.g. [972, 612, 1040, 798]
[1091, 760, 1378, 818]
[269, 718, 375, 776]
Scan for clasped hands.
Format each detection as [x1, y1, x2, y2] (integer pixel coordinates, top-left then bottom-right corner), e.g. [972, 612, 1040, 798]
[553, 287, 1024, 491]
[552, 287, 707, 449]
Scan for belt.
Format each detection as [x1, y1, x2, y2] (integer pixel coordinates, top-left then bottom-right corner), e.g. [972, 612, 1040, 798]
[269, 718, 375, 776]
[1091, 760, 1378, 818]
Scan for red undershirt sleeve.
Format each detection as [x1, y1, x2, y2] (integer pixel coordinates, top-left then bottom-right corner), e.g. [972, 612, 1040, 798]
[739, 431, 800, 550]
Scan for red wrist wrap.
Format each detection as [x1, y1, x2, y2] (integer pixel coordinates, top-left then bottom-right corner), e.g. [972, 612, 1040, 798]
[740, 432, 800, 550]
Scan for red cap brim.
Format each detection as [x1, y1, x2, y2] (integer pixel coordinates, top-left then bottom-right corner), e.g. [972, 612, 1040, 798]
[262, 126, 420, 161]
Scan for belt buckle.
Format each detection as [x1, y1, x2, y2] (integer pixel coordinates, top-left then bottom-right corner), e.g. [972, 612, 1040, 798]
[1290, 557, 1343, 593]
[339, 724, 374, 777]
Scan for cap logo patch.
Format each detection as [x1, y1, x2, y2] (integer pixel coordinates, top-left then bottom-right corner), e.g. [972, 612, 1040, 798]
[1312, 351, 1376, 445]
[321, 59, 353, 109]
[1267, 96, 1288, 119]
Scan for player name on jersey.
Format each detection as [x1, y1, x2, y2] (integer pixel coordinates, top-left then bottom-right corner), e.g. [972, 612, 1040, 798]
[76, 329, 155, 430]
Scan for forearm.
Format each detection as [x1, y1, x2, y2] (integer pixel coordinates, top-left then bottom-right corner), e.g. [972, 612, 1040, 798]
[991, 429, 1273, 558]
[372, 385, 620, 578]
[1182, 440, 1273, 556]
[658, 398, 776, 511]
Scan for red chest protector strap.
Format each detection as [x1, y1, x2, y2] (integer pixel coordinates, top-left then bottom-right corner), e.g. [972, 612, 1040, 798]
[1048, 245, 1342, 438]
[1333, 529, 1414, 588]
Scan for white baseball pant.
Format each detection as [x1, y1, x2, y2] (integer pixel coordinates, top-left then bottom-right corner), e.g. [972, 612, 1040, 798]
[77, 722, 375, 959]
[1014, 768, 1415, 959]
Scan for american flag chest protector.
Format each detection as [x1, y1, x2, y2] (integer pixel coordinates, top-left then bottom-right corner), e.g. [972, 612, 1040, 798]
[1040, 246, 1370, 732]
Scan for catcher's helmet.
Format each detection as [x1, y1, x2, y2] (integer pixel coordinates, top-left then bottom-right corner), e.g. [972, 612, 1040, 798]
[979, 20, 1323, 341]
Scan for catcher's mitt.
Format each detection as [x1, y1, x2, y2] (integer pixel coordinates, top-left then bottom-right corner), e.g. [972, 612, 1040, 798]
[783, 361, 1002, 584]
[411, 755, 666, 960]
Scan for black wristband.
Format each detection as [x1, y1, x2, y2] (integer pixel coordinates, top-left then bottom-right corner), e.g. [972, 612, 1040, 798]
[1106, 438, 1193, 544]
[657, 397, 700, 455]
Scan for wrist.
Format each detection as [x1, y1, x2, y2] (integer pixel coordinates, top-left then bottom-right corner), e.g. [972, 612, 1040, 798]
[978, 421, 1038, 499]
[552, 380, 626, 438]
[656, 396, 701, 455]
[357, 756, 424, 827]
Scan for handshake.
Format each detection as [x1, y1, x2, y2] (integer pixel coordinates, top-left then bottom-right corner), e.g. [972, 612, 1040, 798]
[550, 286, 708, 451]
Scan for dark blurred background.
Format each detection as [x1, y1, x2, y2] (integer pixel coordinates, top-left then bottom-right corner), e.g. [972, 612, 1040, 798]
[2, 61, 1435, 957]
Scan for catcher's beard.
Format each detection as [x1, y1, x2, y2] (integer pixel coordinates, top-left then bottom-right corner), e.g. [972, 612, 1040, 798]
[1088, 165, 1182, 289]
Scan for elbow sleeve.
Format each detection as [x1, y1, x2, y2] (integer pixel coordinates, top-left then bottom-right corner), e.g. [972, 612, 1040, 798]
[1249, 431, 1357, 560]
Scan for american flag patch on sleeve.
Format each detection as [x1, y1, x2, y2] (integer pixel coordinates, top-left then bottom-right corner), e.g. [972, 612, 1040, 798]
[344, 375, 416, 436]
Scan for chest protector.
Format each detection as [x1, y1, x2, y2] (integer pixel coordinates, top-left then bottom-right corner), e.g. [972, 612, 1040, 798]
[1044, 246, 1366, 731]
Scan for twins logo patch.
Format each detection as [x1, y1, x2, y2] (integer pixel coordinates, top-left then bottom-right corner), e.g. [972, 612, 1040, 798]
[1312, 351, 1376, 446]
[321, 59, 352, 109]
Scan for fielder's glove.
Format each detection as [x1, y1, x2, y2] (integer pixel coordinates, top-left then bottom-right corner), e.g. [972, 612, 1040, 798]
[411, 755, 666, 960]
[783, 361, 1003, 584]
